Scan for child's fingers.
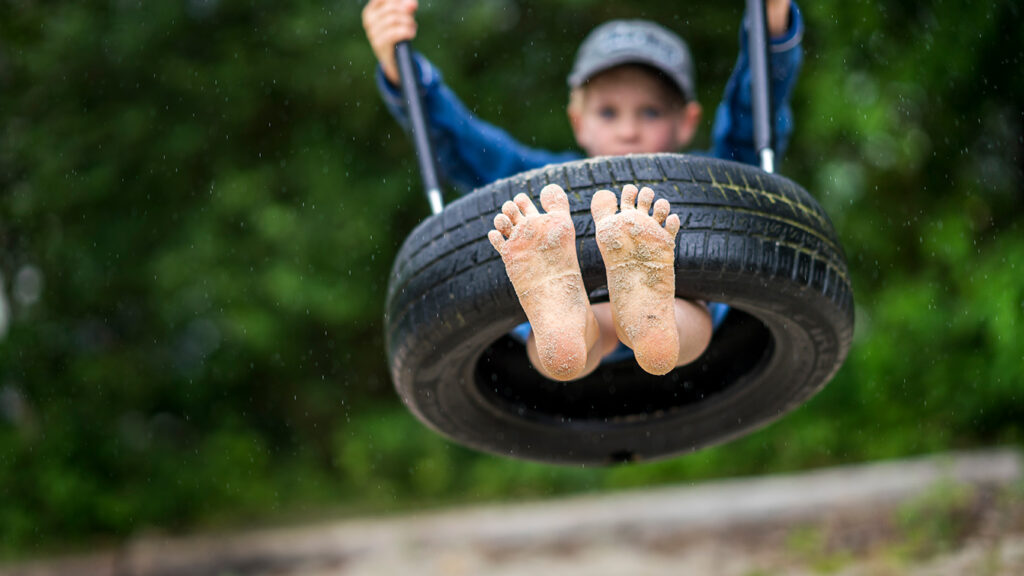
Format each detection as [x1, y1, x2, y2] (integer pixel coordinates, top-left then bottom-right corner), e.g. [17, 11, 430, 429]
[363, 0, 418, 50]
[363, 0, 419, 83]
[366, 12, 417, 47]
[652, 198, 671, 225]
[361, 0, 380, 25]
[371, 22, 418, 53]
[636, 186, 654, 214]
[363, 0, 416, 22]
[361, 0, 392, 31]
[375, 1, 419, 37]
[370, 7, 417, 30]
[502, 200, 524, 225]
[513, 193, 540, 217]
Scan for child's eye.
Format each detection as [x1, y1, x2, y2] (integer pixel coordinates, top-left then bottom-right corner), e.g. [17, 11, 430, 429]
[598, 107, 617, 120]
[641, 107, 663, 119]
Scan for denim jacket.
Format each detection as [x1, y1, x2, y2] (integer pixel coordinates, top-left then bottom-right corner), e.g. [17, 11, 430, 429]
[376, 3, 804, 193]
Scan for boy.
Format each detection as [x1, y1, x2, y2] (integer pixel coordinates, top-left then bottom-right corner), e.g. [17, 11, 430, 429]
[363, 0, 803, 381]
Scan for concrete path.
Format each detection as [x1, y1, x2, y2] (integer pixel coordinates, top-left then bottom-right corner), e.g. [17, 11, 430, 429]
[4, 448, 1023, 576]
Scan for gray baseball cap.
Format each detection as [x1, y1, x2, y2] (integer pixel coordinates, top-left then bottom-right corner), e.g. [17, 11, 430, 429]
[568, 20, 696, 103]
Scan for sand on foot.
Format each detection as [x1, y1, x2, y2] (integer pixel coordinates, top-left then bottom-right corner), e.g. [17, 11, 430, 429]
[591, 184, 682, 376]
[488, 184, 597, 381]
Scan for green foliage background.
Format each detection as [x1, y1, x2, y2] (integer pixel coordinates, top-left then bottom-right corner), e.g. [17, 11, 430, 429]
[0, 0, 1020, 559]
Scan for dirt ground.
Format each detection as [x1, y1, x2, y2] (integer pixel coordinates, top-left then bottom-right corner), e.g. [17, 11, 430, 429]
[4, 449, 1023, 576]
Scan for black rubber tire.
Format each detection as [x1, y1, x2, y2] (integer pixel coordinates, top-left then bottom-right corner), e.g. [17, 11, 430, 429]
[385, 153, 854, 465]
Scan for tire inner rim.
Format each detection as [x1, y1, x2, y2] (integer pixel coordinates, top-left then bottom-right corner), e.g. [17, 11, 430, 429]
[473, 310, 773, 423]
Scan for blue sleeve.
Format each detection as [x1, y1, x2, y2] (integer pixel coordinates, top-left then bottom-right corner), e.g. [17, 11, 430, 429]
[710, 2, 804, 166]
[376, 53, 581, 193]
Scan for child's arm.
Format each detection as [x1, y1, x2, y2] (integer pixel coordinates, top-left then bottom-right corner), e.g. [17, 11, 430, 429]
[362, 0, 580, 193]
[766, 0, 792, 38]
[710, 0, 804, 166]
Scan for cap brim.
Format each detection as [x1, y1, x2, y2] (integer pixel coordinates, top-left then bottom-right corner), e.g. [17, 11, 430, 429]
[568, 52, 694, 101]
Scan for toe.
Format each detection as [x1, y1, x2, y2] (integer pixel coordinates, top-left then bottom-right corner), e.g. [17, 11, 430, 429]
[502, 200, 523, 225]
[540, 184, 571, 214]
[514, 193, 540, 217]
[590, 189, 618, 222]
[665, 213, 680, 238]
[487, 229, 506, 252]
[653, 198, 670, 225]
[494, 213, 513, 237]
[621, 184, 638, 211]
[637, 187, 655, 214]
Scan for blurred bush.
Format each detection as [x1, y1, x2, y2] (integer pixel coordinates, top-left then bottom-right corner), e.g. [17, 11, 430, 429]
[0, 0, 1020, 558]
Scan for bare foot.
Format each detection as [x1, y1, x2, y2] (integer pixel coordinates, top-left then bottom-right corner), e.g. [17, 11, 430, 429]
[488, 185, 597, 381]
[591, 185, 681, 376]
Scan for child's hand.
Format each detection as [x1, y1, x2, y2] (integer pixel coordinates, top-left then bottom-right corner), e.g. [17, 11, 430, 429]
[766, 0, 792, 38]
[362, 0, 419, 86]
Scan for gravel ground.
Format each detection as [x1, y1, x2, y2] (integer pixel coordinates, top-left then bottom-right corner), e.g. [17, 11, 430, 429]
[4, 449, 1023, 576]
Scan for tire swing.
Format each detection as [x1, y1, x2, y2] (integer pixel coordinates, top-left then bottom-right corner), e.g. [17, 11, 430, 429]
[384, 3, 854, 466]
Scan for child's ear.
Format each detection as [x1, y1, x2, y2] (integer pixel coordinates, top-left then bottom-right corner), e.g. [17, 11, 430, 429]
[568, 105, 588, 149]
[675, 101, 703, 147]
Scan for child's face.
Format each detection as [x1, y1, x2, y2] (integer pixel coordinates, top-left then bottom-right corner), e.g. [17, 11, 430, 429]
[569, 66, 701, 157]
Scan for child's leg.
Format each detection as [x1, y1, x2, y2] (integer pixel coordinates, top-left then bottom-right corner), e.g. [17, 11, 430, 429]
[582, 300, 711, 370]
[672, 298, 713, 366]
[591, 184, 710, 375]
[488, 184, 601, 381]
[526, 298, 710, 378]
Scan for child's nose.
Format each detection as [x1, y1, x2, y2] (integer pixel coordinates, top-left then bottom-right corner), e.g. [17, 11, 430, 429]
[617, 116, 640, 140]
